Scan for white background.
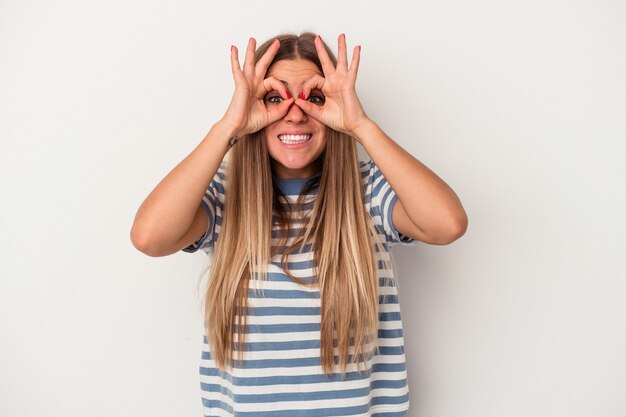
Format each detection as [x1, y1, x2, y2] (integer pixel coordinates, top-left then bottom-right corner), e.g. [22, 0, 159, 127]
[1, 1, 625, 416]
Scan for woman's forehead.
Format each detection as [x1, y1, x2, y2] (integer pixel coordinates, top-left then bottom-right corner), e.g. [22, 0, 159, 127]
[266, 59, 322, 83]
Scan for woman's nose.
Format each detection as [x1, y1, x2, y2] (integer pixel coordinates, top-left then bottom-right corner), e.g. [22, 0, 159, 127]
[284, 99, 307, 123]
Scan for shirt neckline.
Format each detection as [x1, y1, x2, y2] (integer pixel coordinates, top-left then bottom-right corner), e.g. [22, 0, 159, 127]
[275, 172, 321, 195]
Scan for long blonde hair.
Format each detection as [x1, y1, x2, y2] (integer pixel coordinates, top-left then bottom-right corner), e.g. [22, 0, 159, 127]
[203, 32, 386, 378]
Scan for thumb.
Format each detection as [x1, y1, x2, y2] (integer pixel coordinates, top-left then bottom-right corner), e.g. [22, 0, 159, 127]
[266, 98, 295, 124]
[294, 98, 324, 122]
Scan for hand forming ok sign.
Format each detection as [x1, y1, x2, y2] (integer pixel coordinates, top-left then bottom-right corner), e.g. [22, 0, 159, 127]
[221, 38, 296, 138]
[294, 34, 371, 137]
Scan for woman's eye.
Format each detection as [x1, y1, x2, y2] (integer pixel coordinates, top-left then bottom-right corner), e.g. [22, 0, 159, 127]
[308, 95, 325, 105]
[265, 95, 282, 104]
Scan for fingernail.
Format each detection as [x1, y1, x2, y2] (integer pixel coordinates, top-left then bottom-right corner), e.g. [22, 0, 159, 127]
[286, 90, 291, 99]
[317, 35, 322, 42]
[300, 91, 306, 100]
[358, 45, 361, 52]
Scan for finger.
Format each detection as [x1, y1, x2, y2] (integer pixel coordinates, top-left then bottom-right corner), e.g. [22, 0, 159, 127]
[267, 98, 295, 124]
[263, 76, 291, 99]
[300, 74, 325, 100]
[349, 45, 361, 82]
[314, 35, 336, 76]
[230, 45, 244, 84]
[294, 97, 324, 122]
[336, 33, 348, 71]
[242, 37, 256, 77]
[255, 39, 280, 78]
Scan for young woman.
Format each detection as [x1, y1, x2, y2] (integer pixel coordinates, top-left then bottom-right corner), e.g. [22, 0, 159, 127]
[131, 32, 467, 417]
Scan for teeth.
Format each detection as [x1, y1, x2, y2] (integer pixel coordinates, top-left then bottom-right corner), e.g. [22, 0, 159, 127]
[278, 134, 312, 144]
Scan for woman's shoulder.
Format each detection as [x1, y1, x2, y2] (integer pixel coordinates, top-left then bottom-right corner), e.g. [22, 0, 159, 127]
[204, 160, 228, 197]
[214, 159, 228, 181]
[359, 159, 374, 171]
[359, 159, 377, 184]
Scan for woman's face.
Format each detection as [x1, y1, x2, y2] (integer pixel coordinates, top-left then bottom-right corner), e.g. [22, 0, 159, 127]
[264, 59, 327, 179]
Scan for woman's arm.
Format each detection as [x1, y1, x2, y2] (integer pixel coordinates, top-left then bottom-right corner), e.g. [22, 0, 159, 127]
[131, 38, 295, 257]
[292, 33, 467, 244]
[130, 121, 235, 257]
[353, 119, 468, 245]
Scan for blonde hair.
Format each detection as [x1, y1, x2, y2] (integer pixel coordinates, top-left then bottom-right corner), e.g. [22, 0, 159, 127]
[203, 32, 386, 378]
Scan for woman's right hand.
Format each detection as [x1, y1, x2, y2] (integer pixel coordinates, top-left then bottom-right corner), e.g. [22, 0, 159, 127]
[220, 37, 294, 138]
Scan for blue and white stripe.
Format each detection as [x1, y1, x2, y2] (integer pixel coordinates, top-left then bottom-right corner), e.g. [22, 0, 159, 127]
[184, 159, 418, 417]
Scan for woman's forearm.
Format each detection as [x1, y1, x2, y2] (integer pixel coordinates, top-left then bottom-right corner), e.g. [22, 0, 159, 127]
[130, 120, 236, 255]
[353, 118, 467, 241]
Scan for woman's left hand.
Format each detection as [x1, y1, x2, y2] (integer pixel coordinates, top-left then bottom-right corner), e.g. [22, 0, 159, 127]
[294, 33, 371, 138]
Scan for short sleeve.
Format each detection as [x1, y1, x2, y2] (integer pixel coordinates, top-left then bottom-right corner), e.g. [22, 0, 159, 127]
[362, 159, 419, 247]
[181, 161, 227, 255]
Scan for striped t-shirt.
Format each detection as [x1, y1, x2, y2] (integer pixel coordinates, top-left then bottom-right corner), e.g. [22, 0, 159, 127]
[183, 159, 419, 417]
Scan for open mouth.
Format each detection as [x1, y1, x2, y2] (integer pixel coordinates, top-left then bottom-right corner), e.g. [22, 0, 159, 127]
[278, 134, 312, 145]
